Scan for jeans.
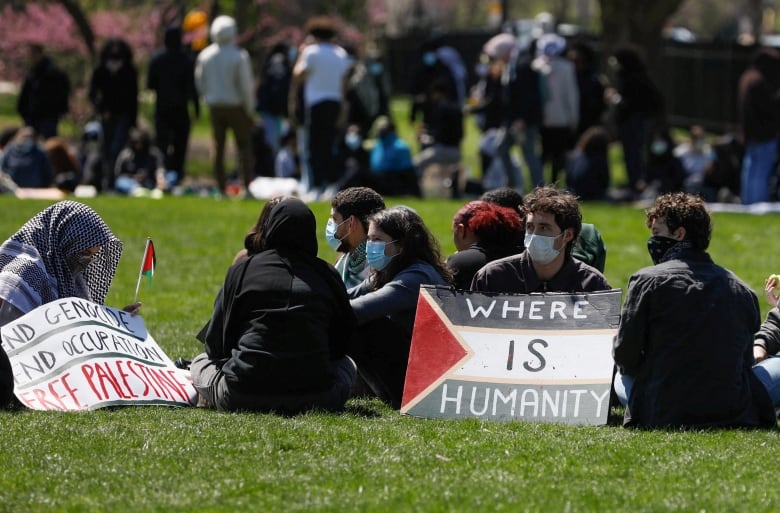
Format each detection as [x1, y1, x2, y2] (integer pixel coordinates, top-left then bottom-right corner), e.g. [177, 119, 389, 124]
[615, 361, 780, 408]
[741, 139, 778, 204]
[752, 356, 780, 406]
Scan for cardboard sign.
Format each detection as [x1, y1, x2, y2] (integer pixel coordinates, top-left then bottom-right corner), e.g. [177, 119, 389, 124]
[0, 297, 196, 410]
[401, 286, 622, 425]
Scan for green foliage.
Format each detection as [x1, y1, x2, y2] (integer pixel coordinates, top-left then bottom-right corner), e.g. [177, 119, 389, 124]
[0, 195, 779, 512]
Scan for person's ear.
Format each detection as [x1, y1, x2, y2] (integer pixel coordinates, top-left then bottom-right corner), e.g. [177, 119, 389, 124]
[674, 226, 686, 241]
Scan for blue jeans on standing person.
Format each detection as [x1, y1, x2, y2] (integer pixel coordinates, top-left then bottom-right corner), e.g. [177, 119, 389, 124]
[741, 139, 779, 204]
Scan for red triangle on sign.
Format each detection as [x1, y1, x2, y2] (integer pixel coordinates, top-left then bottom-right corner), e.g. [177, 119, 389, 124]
[401, 291, 468, 409]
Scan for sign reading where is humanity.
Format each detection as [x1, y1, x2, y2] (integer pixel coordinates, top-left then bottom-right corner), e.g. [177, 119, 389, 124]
[0, 297, 196, 411]
[401, 286, 622, 425]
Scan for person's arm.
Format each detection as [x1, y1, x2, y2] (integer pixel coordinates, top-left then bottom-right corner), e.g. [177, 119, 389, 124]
[755, 307, 780, 362]
[349, 269, 426, 325]
[613, 274, 651, 376]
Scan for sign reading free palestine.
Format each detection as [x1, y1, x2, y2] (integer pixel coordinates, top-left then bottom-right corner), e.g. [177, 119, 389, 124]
[0, 297, 196, 410]
[401, 287, 622, 425]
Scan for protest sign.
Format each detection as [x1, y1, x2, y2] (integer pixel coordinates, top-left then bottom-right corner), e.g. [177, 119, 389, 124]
[401, 286, 622, 425]
[0, 297, 196, 410]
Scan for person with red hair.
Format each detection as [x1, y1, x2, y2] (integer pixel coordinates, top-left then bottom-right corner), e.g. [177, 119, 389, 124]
[447, 200, 524, 289]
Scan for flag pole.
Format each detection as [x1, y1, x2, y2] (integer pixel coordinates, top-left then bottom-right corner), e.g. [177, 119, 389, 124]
[134, 238, 152, 304]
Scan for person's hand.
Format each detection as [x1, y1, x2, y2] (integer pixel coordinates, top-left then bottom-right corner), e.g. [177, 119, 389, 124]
[123, 302, 142, 316]
[764, 276, 780, 307]
[754, 343, 769, 364]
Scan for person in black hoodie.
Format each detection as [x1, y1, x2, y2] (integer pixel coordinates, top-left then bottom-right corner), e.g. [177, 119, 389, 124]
[147, 26, 200, 184]
[88, 38, 139, 191]
[190, 197, 357, 413]
[17, 44, 70, 139]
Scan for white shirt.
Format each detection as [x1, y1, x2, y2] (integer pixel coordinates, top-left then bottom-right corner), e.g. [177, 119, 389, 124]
[299, 43, 351, 107]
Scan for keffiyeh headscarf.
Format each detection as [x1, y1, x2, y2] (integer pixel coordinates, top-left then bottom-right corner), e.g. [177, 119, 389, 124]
[0, 201, 122, 313]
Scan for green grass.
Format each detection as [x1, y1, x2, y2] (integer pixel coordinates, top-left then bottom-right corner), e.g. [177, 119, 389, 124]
[1, 195, 780, 512]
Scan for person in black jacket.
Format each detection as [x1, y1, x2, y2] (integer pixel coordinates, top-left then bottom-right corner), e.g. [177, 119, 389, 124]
[613, 192, 776, 429]
[447, 200, 524, 290]
[17, 44, 70, 139]
[88, 38, 139, 191]
[147, 26, 199, 184]
[190, 197, 357, 413]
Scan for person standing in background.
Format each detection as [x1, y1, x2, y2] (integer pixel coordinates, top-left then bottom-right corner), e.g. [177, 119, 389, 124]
[17, 44, 70, 139]
[148, 25, 200, 186]
[88, 38, 139, 191]
[196, 15, 255, 196]
[289, 17, 352, 197]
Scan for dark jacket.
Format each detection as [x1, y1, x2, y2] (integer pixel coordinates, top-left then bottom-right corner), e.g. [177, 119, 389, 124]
[447, 242, 522, 290]
[89, 63, 139, 122]
[17, 56, 70, 123]
[613, 249, 775, 429]
[147, 27, 199, 117]
[470, 251, 611, 294]
[738, 49, 780, 143]
[505, 54, 543, 127]
[199, 199, 356, 395]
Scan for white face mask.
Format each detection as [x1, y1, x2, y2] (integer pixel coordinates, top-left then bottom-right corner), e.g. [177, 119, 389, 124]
[524, 232, 563, 265]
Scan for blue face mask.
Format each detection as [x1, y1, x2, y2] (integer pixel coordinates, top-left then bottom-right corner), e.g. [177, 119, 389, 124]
[368, 62, 384, 75]
[366, 240, 398, 271]
[345, 132, 362, 150]
[325, 217, 350, 251]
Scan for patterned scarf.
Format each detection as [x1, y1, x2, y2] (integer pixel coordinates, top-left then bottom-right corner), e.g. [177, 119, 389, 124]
[337, 241, 369, 289]
[0, 201, 122, 313]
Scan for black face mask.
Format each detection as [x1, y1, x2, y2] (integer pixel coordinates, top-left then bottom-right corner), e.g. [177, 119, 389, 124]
[647, 235, 679, 264]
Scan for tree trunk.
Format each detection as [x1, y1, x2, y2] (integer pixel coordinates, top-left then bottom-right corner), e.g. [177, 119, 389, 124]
[56, 0, 96, 61]
[599, 0, 685, 73]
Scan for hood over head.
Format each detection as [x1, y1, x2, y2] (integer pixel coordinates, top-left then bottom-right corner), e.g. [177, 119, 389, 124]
[261, 198, 318, 256]
[210, 15, 237, 45]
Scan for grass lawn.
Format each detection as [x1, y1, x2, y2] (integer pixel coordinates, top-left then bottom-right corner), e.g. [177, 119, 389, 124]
[1, 195, 779, 512]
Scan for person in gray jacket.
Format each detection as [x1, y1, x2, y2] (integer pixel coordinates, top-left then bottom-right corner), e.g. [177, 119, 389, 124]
[347, 206, 452, 408]
[195, 15, 255, 195]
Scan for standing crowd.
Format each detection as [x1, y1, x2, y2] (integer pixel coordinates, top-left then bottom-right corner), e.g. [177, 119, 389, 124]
[3, 12, 780, 204]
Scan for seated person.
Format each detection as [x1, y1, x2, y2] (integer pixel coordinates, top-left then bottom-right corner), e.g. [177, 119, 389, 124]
[447, 200, 524, 290]
[471, 186, 611, 293]
[565, 125, 610, 201]
[368, 116, 420, 197]
[0, 201, 140, 408]
[673, 125, 716, 200]
[327, 187, 386, 288]
[749, 274, 780, 406]
[348, 206, 452, 408]
[481, 186, 606, 272]
[333, 124, 370, 191]
[480, 186, 524, 213]
[274, 129, 299, 179]
[113, 128, 170, 196]
[231, 195, 289, 265]
[644, 128, 685, 197]
[44, 137, 80, 193]
[190, 198, 357, 413]
[613, 192, 776, 429]
[1, 126, 53, 188]
[413, 79, 463, 176]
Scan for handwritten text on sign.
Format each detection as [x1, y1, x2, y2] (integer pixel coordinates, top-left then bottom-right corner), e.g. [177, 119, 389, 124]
[0, 297, 196, 410]
[401, 287, 622, 425]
